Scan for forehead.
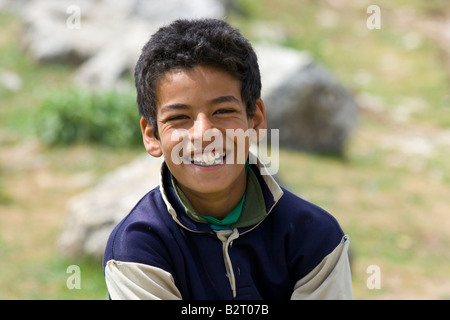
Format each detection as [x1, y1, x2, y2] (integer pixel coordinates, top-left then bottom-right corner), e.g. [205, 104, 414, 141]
[155, 65, 242, 107]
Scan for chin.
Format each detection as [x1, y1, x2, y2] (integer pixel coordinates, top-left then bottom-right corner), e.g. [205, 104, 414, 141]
[175, 163, 244, 193]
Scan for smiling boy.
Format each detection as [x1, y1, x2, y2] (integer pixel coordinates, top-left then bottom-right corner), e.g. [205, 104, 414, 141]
[146, 65, 262, 219]
[103, 18, 353, 300]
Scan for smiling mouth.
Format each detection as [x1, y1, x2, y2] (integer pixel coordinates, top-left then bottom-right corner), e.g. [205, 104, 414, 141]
[190, 150, 227, 167]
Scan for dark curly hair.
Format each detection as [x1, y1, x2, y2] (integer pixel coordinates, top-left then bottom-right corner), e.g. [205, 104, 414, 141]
[134, 18, 261, 139]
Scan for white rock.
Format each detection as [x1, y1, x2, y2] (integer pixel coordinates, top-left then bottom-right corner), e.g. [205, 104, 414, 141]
[57, 155, 163, 258]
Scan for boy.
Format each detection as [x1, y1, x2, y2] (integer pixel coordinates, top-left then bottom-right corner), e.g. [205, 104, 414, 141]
[103, 18, 353, 300]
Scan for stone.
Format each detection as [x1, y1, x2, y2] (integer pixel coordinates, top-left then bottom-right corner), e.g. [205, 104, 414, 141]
[73, 21, 154, 90]
[57, 155, 163, 258]
[20, 0, 104, 65]
[17, 0, 227, 88]
[0, 68, 22, 92]
[256, 44, 358, 154]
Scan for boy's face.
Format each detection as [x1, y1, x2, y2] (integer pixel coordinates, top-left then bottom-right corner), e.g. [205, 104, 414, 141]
[140, 65, 266, 203]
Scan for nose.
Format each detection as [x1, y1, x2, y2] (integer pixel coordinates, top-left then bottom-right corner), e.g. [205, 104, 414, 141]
[191, 113, 222, 151]
[191, 113, 213, 142]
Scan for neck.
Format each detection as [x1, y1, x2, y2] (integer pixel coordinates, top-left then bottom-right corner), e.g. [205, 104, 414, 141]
[177, 169, 247, 220]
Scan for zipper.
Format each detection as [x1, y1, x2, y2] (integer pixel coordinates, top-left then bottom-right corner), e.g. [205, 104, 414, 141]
[216, 228, 240, 298]
[214, 197, 281, 298]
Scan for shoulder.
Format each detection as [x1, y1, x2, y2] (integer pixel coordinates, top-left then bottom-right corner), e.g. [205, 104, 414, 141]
[269, 187, 345, 278]
[275, 187, 343, 236]
[103, 186, 174, 269]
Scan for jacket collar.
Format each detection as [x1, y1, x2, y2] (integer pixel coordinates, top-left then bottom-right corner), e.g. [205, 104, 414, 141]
[158, 152, 284, 233]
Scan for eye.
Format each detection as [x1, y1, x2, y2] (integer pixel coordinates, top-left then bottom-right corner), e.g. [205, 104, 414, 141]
[214, 108, 236, 115]
[166, 115, 189, 122]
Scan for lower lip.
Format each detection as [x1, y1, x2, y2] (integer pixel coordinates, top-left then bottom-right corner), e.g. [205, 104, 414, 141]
[191, 163, 226, 172]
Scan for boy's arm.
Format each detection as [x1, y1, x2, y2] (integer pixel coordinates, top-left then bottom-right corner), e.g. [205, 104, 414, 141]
[290, 235, 353, 300]
[105, 260, 182, 300]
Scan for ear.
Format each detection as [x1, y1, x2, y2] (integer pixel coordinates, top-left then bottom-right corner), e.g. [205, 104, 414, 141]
[249, 98, 267, 142]
[140, 117, 163, 157]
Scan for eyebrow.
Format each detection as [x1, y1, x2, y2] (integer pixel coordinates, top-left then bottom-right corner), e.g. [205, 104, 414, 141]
[160, 95, 240, 113]
[209, 95, 240, 105]
[160, 103, 190, 114]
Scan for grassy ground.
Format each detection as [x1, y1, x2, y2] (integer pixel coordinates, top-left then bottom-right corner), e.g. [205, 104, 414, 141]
[1, 0, 450, 299]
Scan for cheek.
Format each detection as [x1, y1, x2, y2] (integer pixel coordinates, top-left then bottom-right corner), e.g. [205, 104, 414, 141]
[160, 133, 192, 167]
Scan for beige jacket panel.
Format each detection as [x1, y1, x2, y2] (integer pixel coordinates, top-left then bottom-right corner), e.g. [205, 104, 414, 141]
[291, 235, 353, 300]
[105, 260, 182, 300]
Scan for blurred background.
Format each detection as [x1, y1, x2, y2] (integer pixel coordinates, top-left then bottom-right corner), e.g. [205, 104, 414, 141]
[1, 0, 449, 299]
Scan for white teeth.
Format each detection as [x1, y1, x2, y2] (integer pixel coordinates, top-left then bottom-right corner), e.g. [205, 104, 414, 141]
[192, 151, 225, 166]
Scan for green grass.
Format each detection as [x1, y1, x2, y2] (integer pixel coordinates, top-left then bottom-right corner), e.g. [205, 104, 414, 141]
[0, 253, 107, 300]
[35, 88, 141, 148]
